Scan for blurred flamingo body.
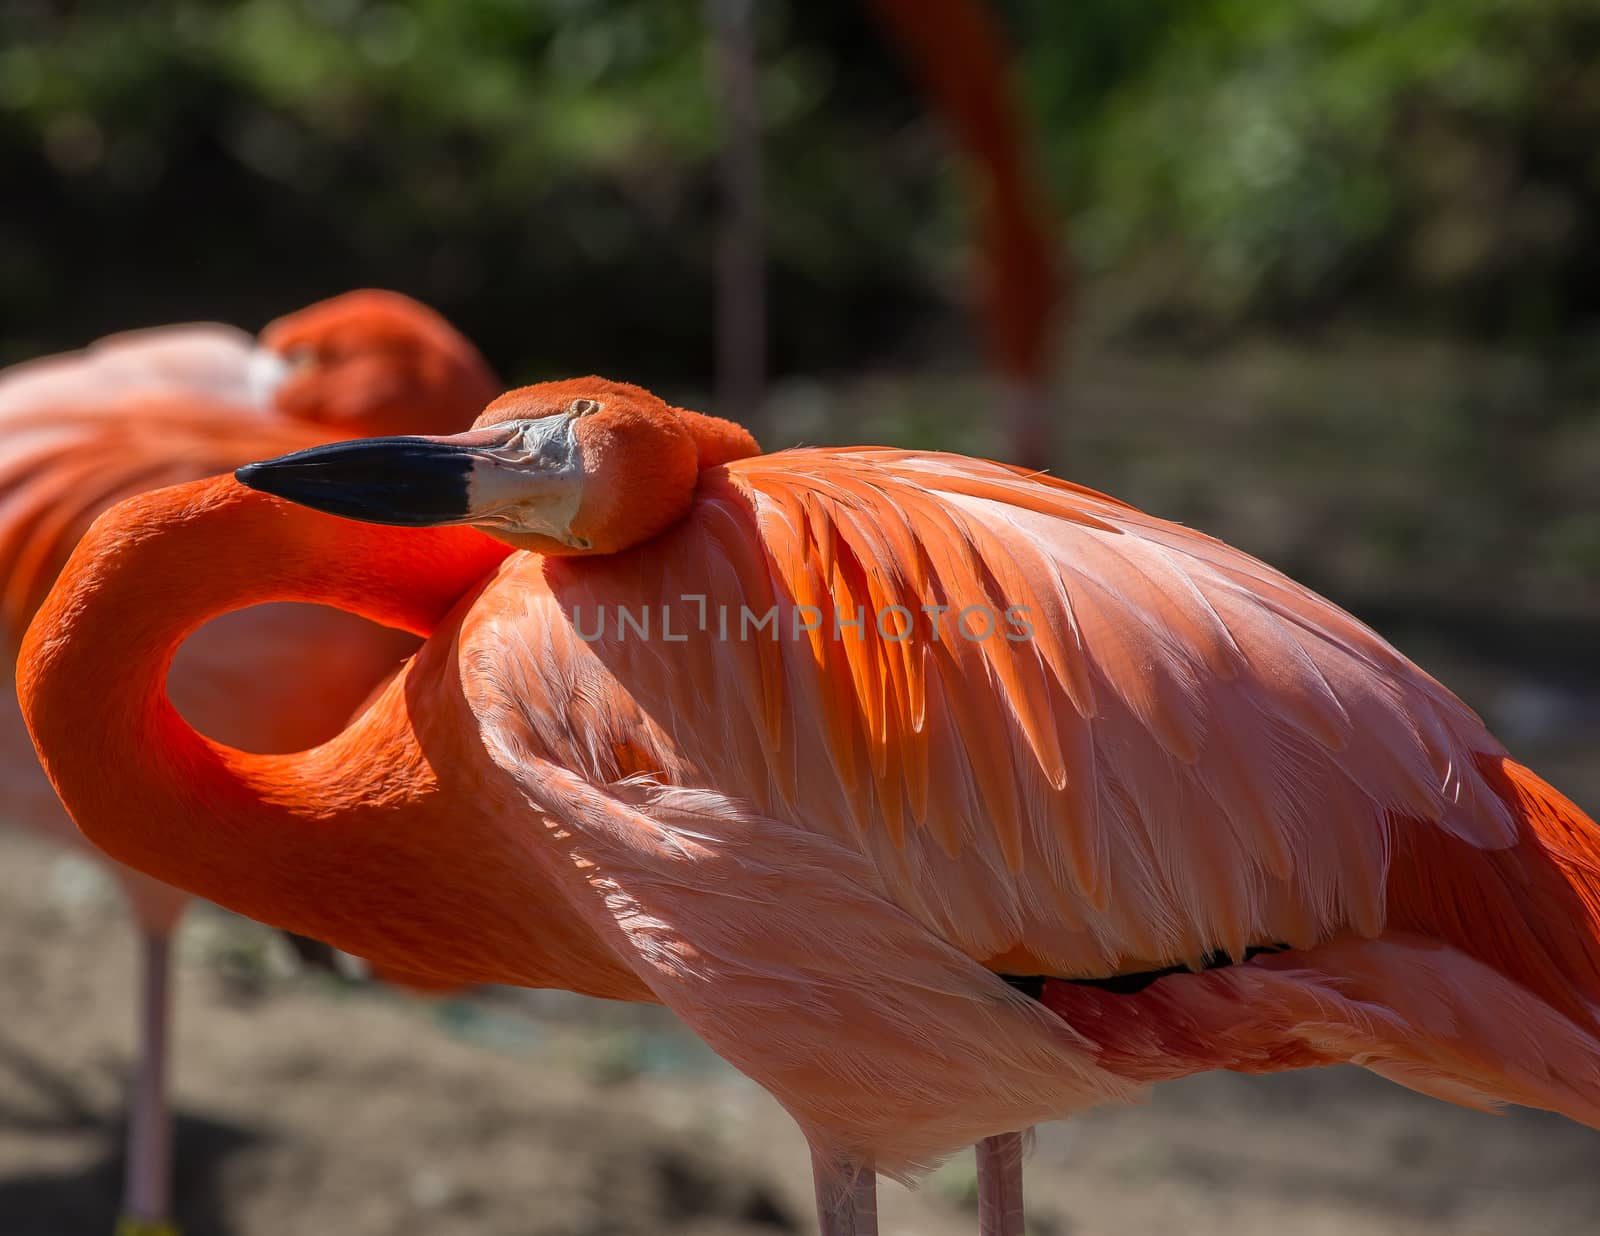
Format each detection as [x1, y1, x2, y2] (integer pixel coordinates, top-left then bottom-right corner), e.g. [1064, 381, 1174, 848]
[871, 0, 1060, 469]
[20, 380, 1600, 1235]
[0, 290, 496, 1233]
[708, 0, 1060, 476]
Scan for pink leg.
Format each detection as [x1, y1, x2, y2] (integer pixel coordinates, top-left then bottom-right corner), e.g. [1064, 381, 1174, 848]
[976, 1130, 1025, 1236]
[810, 1147, 878, 1236]
[119, 927, 177, 1236]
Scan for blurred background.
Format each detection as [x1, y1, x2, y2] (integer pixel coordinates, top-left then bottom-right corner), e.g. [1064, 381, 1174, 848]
[3, 1, 1600, 1233]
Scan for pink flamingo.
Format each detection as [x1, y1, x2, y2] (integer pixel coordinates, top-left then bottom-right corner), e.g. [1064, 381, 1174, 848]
[0, 290, 496, 1234]
[20, 378, 1600, 1235]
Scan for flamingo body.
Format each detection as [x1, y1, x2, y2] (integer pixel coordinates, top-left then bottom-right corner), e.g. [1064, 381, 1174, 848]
[0, 324, 271, 419]
[0, 290, 496, 1227]
[419, 447, 1600, 1169]
[19, 384, 1600, 1190]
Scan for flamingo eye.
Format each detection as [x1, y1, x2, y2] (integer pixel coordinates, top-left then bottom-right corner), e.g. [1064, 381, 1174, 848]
[566, 398, 601, 417]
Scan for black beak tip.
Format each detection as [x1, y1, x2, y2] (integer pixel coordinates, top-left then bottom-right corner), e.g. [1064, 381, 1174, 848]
[233, 458, 302, 502]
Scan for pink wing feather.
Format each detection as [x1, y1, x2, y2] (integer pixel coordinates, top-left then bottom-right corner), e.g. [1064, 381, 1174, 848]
[0, 323, 268, 418]
[461, 446, 1600, 1171]
[0, 327, 321, 643]
[479, 448, 1517, 973]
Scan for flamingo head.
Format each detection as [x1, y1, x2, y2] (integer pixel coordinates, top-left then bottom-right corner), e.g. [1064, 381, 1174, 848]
[234, 377, 760, 555]
[255, 289, 499, 437]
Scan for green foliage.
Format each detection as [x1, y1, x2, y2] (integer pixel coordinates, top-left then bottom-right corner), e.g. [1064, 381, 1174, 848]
[8, 0, 1600, 368]
[0, 0, 942, 379]
[1015, 0, 1600, 325]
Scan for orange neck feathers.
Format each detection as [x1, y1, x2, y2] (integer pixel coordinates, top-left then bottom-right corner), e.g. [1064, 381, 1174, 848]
[676, 406, 764, 469]
[17, 477, 646, 997]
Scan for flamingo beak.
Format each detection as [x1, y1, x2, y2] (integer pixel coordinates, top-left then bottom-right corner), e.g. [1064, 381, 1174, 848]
[234, 419, 589, 545]
[235, 434, 480, 527]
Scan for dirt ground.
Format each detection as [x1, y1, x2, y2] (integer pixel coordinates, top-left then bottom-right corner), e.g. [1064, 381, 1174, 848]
[4, 821, 1600, 1236]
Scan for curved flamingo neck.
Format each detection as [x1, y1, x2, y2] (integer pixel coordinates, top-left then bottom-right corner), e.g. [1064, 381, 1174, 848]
[17, 476, 511, 946]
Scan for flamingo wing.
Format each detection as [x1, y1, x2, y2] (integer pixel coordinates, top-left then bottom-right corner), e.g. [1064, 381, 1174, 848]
[480, 447, 1520, 980]
[462, 446, 1600, 1166]
[0, 329, 326, 645]
[0, 323, 268, 418]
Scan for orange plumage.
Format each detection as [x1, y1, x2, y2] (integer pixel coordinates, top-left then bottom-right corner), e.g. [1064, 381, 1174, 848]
[0, 289, 496, 1230]
[18, 380, 1600, 1220]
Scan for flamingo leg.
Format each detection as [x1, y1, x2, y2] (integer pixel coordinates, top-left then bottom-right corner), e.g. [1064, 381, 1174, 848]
[810, 1147, 878, 1236]
[118, 927, 177, 1236]
[975, 1131, 1025, 1236]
